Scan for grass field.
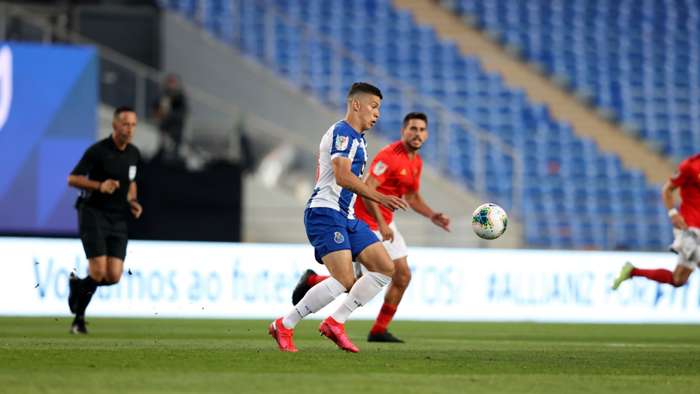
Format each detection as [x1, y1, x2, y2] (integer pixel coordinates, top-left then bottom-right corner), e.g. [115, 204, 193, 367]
[1, 317, 699, 393]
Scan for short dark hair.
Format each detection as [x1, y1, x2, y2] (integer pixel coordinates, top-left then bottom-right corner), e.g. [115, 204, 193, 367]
[113, 106, 136, 118]
[402, 112, 428, 128]
[347, 82, 383, 100]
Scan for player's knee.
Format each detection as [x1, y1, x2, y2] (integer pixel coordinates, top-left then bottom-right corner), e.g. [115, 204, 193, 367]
[89, 269, 108, 282]
[394, 269, 411, 289]
[334, 274, 356, 290]
[672, 279, 687, 288]
[338, 278, 355, 290]
[380, 262, 395, 278]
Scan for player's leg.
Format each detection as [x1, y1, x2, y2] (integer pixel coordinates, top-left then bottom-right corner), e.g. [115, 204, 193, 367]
[70, 206, 108, 334]
[613, 261, 691, 288]
[270, 250, 353, 352]
[291, 269, 331, 305]
[104, 230, 127, 285]
[282, 250, 354, 329]
[613, 230, 696, 289]
[672, 264, 693, 286]
[71, 256, 108, 334]
[367, 222, 409, 342]
[70, 206, 105, 309]
[75, 227, 127, 333]
[103, 216, 128, 286]
[290, 263, 363, 305]
[105, 257, 124, 285]
[368, 257, 410, 343]
[335, 241, 394, 322]
[316, 242, 392, 353]
[318, 226, 393, 347]
[384, 257, 411, 308]
[270, 210, 355, 352]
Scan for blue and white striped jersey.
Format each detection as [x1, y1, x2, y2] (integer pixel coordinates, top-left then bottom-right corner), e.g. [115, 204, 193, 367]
[308, 120, 367, 218]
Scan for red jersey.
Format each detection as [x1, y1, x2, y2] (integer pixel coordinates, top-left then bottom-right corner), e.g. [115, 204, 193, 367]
[354, 141, 422, 230]
[670, 154, 700, 227]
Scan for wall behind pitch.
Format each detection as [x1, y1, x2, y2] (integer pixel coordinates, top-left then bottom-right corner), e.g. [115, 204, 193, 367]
[0, 43, 98, 235]
[2, 237, 699, 323]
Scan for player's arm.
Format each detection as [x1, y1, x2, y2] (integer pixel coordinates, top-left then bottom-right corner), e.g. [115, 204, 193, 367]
[128, 182, 143, 219]
[331, 157, 407, 211]
[361, 175, 394, 241]
[405, 191, 450, 232]
[662, 180, 687, 230]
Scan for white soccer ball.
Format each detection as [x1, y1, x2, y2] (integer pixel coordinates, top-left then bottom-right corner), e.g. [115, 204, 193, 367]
[471, 203, 508, 240]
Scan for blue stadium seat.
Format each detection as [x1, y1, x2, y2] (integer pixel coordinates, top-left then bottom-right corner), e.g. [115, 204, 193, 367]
[447, 0, 700, 163]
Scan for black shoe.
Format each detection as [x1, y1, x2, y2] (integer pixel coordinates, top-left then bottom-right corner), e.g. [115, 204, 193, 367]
[367, 331, 404, 343]
[68, 272, 79, 314]
[291, 269, 316, 305]
[70, 317, 88, 335]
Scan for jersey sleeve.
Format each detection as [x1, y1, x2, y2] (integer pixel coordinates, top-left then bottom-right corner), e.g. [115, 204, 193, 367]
[70, 145, 97, 176]
[367, 149, 393, 184]
[670, 160, 691, 187]
[329, 123, 357, 159]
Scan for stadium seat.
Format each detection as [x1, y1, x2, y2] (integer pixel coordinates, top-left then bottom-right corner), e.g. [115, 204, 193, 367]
[446, 0, 700, 163]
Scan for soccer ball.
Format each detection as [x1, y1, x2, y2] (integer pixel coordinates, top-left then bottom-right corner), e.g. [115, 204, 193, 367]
[471, 203, 508, 240]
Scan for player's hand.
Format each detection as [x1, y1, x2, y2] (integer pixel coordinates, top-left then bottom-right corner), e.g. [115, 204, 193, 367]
[130, 200, 143, 219]
[379, 223, 394, 242]
[377, 194, 408, 211]
[671, 212, 688, 230]
[100, 179, 120, 194]
[431, 212, 451, 232]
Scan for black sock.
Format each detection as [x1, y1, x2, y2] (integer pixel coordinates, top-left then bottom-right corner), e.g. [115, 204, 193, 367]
[75, 276, 98, 318]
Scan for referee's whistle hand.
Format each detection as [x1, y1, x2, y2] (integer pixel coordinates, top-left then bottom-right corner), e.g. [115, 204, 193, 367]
[99, 179, 120, 194]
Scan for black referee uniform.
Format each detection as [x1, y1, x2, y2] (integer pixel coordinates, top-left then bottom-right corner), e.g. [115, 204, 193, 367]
[71, 136, 141, 259]
[67, 130, 141, 334]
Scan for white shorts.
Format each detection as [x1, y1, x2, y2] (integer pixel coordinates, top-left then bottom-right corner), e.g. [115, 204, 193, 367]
[372, 221, 408, 261]
[670, 228, 700, 269]
[352, 222, 408, 277]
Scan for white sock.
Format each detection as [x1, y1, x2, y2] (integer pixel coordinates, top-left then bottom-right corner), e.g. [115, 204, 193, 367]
[281, 276, 346, 329]
[331, 271, 391, 324]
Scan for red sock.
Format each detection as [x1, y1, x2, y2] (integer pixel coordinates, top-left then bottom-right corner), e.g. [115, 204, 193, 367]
[631, 268, 674, 284]
[370, 303, 398, 335]
[307, 274, 328, 287]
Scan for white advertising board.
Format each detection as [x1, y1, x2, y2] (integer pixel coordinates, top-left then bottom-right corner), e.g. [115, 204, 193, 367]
[1, 237, 698, 323]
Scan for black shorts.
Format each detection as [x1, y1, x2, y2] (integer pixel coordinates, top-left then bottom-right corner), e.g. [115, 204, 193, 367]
[78, 204, 128, 260]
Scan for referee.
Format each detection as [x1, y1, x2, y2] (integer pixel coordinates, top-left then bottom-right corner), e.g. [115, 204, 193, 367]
[67, 106, 142, 334]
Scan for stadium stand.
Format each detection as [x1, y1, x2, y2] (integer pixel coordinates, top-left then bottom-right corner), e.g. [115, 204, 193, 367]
[444, 0, 700, 162]
[159, 0, 673, 250]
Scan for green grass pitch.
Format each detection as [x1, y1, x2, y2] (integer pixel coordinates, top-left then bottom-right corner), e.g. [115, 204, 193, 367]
[1, 317, 699, 393]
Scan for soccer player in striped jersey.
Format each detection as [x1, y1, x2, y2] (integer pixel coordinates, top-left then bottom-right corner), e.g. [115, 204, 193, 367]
[268, 82, 407, 353]
[292, 112, 450, 343]
[613, 154, 700, 289]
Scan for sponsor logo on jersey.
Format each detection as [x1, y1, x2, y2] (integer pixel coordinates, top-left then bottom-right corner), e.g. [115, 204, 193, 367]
[373, 161, 387, 176]
[335, 135, 349, 151]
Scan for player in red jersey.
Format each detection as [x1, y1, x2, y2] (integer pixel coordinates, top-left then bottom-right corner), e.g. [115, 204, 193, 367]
[612, 154, 700, 289]
[292, 112, 450, 342]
